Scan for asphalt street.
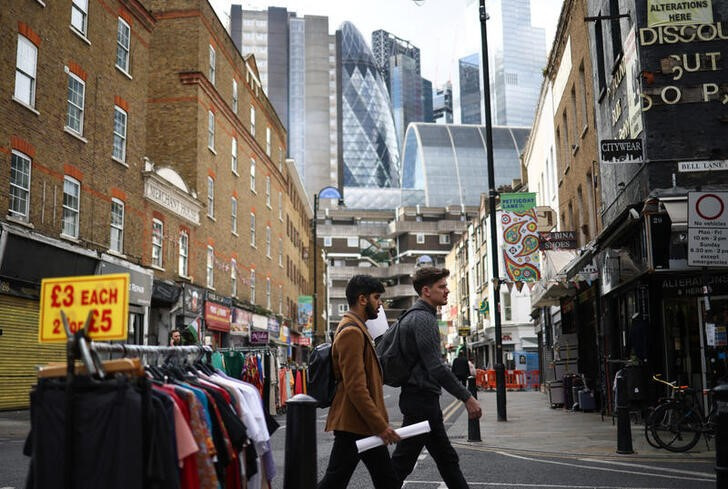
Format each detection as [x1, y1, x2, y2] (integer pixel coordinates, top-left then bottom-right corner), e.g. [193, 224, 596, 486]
[0, 386, 718, 488]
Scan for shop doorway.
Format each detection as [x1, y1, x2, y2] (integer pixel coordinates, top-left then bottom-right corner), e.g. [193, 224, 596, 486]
[698, 295, 728, 393]
[661, 298, 701, 394]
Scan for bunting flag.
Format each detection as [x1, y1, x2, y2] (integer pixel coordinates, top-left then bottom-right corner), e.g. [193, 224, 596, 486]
[500, 193, 541, 283]
[515, 281, 524, 292]
[505, 281, 513, 293]
[526, 282, 536, 291]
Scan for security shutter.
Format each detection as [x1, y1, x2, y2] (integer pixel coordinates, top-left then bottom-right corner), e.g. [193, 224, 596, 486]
[0, 295, 65, 410]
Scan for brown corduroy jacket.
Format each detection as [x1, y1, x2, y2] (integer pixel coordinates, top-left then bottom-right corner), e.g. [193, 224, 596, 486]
[324, 311, 389, 436]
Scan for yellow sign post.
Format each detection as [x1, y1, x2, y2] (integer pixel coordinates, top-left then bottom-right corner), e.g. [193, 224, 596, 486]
[38, 273, 130, 343]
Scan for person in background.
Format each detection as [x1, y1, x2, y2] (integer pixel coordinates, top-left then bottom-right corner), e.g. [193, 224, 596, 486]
[391, 266, 482, 489]
[318, 274, 401, 489]
[451, 350, 469, 386]
[169, 329, 182, 346]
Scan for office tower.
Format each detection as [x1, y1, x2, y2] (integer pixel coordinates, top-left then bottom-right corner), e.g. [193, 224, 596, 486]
[422, 78, 434, 123]
[433, 82, 453, 124]
[459, 53, 482, 124]
[230, 6, 337, 197]
[490, 0, 546, 126]
[337, 22, 400, 188]
[372, 30, 424, 144]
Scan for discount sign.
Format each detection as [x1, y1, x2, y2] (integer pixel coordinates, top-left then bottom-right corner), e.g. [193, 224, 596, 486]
[38, 273, 129, 343]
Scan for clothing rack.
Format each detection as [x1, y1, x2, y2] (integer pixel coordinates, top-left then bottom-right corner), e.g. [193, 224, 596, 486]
[90, 341, 213, 356]
[217, 346, 272, 354]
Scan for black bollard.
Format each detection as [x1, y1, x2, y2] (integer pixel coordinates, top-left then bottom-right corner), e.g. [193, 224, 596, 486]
[614, 370, 634, 454]
[714, 383, 728, 488]
[283, 394, 318, 489]
[467, 375, 482, 442]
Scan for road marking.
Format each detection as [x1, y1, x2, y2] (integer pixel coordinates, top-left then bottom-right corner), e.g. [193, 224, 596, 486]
[442, 398, 461, 422]
[403, 482, 690, 488]
[578, 458, 715, 478]
[495, 451, 713, 483]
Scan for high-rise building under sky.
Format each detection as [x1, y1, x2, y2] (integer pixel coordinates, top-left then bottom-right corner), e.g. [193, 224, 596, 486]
[490, 0, 546, 126]
[337, 22, 400, 188]
[230, 6, 338, 198]
[458, 53, 481, 125]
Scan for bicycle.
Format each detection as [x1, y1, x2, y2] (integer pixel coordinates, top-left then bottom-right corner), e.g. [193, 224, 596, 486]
[644, 374, 717, 452]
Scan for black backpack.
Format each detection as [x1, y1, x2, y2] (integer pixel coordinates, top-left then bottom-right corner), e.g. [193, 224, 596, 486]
[375, 307, 419, 387]
[307, 324, 355, 408]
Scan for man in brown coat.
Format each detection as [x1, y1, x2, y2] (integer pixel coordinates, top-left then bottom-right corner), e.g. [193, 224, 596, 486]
[318, 275, 401, 489]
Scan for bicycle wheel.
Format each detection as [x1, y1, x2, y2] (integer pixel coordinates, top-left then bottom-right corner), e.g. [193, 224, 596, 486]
[643, 407, 662, 449]
[651, 404, 702, 452]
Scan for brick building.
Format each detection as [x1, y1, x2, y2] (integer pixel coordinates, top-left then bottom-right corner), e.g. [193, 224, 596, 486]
[0, 0, 312, 409]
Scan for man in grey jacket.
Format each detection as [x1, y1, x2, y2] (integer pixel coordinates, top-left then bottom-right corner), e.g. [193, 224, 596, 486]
[391, 266, 482, 488]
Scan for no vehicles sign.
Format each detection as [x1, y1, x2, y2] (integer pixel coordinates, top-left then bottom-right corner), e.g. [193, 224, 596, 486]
[688, 192, 728, 267]
[38, 273, 129, 343]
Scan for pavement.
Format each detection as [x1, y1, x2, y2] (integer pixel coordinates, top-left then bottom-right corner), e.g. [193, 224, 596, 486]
[0, 390, 717, 462]
[445, 390, 716, 460]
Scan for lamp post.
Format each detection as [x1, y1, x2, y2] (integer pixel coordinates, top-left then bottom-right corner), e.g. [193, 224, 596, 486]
[312, 187, 344, 344]
[479, 0, 507, 422]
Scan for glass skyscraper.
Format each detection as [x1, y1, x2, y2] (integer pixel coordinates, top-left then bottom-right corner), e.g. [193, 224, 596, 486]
[459, 53, 482, 125]
[337, 22, 400, 188]
[490, 0, 546, 126]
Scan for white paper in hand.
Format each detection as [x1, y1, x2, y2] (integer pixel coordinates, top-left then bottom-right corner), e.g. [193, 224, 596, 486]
[365, 305, 388, 340]
[355, 421, 431, 453]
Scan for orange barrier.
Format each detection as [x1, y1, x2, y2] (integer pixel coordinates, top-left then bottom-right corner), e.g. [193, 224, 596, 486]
[475, 369, 488, 390]
[526, 369, 540, 390]
[505, 370, 526, 390]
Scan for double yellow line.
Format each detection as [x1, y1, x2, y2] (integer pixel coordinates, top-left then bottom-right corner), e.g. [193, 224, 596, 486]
[441, 398, 462, 422]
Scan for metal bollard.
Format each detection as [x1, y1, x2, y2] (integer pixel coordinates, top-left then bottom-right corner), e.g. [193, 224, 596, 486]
[614, 370, 634, 454]
[714, 383, 728, 488]
[283, 394, 318, 489]
[467, 375, 482, 442]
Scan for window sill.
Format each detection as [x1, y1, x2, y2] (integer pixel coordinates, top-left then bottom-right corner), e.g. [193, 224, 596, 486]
[564, 164, 571, 175]
[580, 125, 588, 139]
[64, 127, 88, 143]
[232, 169, 239, 177]
[60, 233, 81, 244]
[266, 204, 272, 210]
[178, 274, 192, 282]
[207, 215, 216, 222]
[150, 264, 165, 272]
[35, 0, 45, 6]
[116, 66, 133, 80]
[250, 244, 257, 249]
[12, 97, 40, 116]
[250, 189, 257, 195]
[232, 231, 239, 237]
[107, 249, 127, 259]
[70, 26, 91, 45]
[112, 156, 128, 167]
[571, 144, 579, 156]
[208, 146, 217, 155]
[6, 215, 34, 229]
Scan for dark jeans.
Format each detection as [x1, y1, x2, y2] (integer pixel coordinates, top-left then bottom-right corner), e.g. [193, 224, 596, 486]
[391, 391, 469, 489]
[318, 430, 400, 489]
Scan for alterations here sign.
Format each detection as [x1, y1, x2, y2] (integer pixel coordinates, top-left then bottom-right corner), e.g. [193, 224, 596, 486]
[38, 274, 129, 343]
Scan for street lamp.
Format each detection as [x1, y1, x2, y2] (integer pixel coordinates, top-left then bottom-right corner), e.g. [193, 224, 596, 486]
[479, 0, 507, 422]
[312, 186, 344, 344]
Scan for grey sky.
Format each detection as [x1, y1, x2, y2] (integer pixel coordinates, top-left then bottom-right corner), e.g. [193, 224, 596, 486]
[209, 0, 564, 87]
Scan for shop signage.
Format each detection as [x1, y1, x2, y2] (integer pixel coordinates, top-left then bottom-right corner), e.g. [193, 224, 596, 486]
[97, 258, 153, 306]
[539, 231, 577, 250]
[600, 139, 643, 163]
[268, 317, 280, 336]
[458, 327, 470, 337]
[298, 295, 313, 331]
[280, 325, 289, 343]
[647, 0, 713, 28]
[183, 285, 204, 315]
[678, 160, 728, 172]
[231, 307, 251, 336]
[204, 293, 231, 332]
[298, 336, 311, 346]
[688, 191, 728, 267]
[250, 330, 269, 344]
[38, 274, 129, 343]
[252, 313, 268, 331]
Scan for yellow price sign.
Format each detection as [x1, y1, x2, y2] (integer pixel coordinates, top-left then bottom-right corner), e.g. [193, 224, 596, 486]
[38, 274, 129, 343]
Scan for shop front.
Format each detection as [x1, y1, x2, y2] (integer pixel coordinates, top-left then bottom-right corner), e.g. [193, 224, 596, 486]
[204, 291, 232, 348]
[149, 279, 181, 346]
[175, 284, 205, 344]
[97, 254, 153, 345]
[230, 305, 252, 347]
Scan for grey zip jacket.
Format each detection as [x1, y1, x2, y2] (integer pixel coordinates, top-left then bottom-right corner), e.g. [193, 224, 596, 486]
[399, 299, 472, 401]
